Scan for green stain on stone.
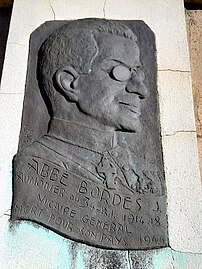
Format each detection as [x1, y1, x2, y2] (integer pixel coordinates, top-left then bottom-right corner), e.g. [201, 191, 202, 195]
[172, 249, 185, 269]
[152, 247, 185, 269]
[152, 248, 171, 269]
[75, 250, 85, 269]
[54, 241, 72, 269]
[3, 221, 202, 269]
[152, 247, 201, 269]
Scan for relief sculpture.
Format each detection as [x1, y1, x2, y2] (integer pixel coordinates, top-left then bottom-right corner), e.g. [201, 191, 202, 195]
[11, 19, 168, 249]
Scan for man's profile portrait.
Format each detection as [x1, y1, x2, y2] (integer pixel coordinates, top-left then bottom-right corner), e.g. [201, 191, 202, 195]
[11, 19, 168, 249]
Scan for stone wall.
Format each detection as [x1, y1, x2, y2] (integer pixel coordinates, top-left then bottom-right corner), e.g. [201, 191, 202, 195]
[0, 1, 201, 268]
[186, 10, 202, 183]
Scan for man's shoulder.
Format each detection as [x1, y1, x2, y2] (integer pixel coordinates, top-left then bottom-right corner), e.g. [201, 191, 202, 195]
[14, 137, 67, 168]
[13, 136, 99, 182]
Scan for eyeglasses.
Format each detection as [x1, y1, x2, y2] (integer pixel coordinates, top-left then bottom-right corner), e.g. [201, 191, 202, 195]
[110, 65, 145, 82]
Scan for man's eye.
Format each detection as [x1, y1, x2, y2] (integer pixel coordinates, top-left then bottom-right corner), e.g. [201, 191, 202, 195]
[110, 65, 131, 82]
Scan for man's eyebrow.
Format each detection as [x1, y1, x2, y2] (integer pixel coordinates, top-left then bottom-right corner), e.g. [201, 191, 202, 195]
[101, 59, 129, 69]
[102, 59, 126, 65]
[101, 59, 141, 69]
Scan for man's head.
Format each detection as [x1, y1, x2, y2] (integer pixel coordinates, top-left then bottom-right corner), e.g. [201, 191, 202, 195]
[38, 19, 147, 132]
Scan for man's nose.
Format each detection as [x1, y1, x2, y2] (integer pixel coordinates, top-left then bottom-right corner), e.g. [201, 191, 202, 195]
[125, 69, 148, 99]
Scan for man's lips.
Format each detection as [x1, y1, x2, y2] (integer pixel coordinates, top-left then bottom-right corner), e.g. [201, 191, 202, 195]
[118, 101, 141, 115]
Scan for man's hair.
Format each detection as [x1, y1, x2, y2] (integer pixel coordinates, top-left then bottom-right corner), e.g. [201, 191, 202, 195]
[38, 18, 137, 103]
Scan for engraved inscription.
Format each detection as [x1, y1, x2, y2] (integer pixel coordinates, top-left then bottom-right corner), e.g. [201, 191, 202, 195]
[11, 19, 168, 249]
[22, 125, 33, 144]
[12, 156, 167, 249]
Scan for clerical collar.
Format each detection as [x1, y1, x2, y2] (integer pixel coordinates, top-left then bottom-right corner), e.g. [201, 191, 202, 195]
[46, 117, 117, 153]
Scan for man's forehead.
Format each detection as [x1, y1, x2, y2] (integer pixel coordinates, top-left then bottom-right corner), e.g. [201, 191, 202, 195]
[95, 33, 141, 68]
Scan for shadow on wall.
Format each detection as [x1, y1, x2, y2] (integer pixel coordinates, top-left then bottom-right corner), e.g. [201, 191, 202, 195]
[185, 0, 202, 9]
[0, 6, 12, 80]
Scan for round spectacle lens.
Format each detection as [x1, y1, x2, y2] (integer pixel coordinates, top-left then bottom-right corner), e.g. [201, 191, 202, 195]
[112, 65, 131, 82]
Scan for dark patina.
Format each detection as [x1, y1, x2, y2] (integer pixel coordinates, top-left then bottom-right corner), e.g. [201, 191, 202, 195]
[11, 19, 168, 249]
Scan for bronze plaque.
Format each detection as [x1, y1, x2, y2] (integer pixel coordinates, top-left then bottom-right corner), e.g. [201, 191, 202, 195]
[11, 19, 168, 249]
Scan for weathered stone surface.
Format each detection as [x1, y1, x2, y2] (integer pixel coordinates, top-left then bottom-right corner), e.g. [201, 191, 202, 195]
[0, 0, 201, 267]
[11, 19, 168, 250]
[186, 10, 202, 183]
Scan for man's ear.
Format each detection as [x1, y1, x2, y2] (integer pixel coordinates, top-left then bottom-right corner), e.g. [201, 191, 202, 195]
[55, 66, 80, 102]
